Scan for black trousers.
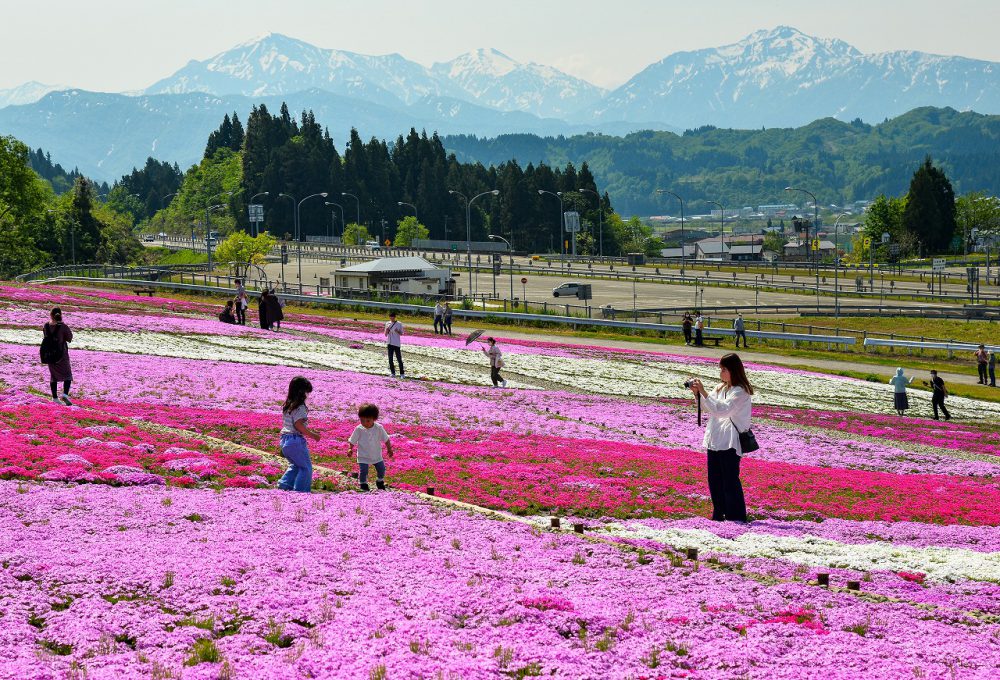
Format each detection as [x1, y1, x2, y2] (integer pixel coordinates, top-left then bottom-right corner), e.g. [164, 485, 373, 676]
[979, 363, 988, 383]
[932, 393, 950, 420]
[695, 329, 704, 346]
[444, 317, 452, 335]
[490, 366, 503, 386]
[735, 330, 747, 347]
[706, 448, 747, 522]
[50, 380, 72, 399]
[433, 316, 443, 334]
[235, 305, 246, 325]
[387, 345, 404, 376]
[990, 364, 996, 387]
[683, 327, 692, 344]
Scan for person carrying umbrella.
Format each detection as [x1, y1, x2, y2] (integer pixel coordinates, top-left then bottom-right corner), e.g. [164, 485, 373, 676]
[481, 337, 507, 388]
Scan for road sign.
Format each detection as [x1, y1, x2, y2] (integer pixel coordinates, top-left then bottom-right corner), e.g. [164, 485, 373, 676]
[863, 237, 872, 249]
[248, 204, 264, 222]
[932, 258, 946, 272]
[520, 277, 528, 284]
[564, 211, 581, 233]
[811, 239, 820, 251]
[384, 239, 391, 247]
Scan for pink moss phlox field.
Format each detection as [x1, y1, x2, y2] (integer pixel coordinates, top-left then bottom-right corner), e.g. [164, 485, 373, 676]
[3, 482, 999, 679]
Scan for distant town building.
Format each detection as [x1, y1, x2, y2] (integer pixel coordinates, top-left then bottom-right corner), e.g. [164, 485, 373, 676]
[335, 256, 452, 296]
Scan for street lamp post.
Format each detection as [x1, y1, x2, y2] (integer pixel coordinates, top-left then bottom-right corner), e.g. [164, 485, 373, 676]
[295, 193, 328, 292]
[656, 189, 686, 271]
[785, 186, 820, 310]
[832, 212, 849, 319]
[204, 191, 233, 272]
[578, 188, 602, 258]
[449, 189, 499, 299]
[397, 201, 418, 223]
[538, 190, 565, 272]
[342, 192, 361, 229]
[488, 234, 514, 301]
[706, 200, 726, 262]
[325, 202, 345, 241]
[160, 192, 178, 240]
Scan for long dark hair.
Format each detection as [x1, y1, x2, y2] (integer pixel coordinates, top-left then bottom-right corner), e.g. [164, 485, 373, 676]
[282, 376, 313, 413]
[719, 353, 754, 395]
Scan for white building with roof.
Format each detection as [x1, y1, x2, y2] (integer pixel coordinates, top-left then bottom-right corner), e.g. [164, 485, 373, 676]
[334, 257, 452, 296]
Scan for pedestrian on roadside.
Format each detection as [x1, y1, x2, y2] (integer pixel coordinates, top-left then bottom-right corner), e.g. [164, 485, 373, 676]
[694, 313, 705, 347]
[682, 313, 693, 345]
[384, 311, 405, 378]
[277, 376, 320, 493]
[481, 337, 507, 388]
[41, 307, 74, 406]
[433, 300, 444, 335]
[686, 353, 752, 523]
[927, 369, 951, 421]
[443, 302, 453, 336]
[889, 367, 915, 416]
[989, 350, 997, 388]
[258, 290, 271, 330]
[234, 279, 247, 325]
[348, 403, 394, 491]
[733, 313, 748, 348]
[975, 344, 989, 384]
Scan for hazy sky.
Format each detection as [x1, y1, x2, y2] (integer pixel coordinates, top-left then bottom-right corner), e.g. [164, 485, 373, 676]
[5, 0, 999, 91]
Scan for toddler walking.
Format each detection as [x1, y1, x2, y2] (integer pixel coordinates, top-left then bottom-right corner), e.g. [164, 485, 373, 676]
[348, 403, 394, 491]
[277, 377, 321, 492]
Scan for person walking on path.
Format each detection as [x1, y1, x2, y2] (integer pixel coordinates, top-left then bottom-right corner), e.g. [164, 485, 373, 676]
[443, 302, 453, 336]
[348, 403, 394, 491]
[686, 353, 752, 523]
[928, 370, 951, 421]
[277, 376, 321, 493]
[976, 344, 990, 384]
[481, 337, 507, 388]
[384, 312, 405, 378]
[682, 313, 693, 345]
[989, 350, 997, 388]
[433, 301, 444, 335]
[234, 279, 247, 325]
[733, 313, 748, 348]
[42, 308, 74, 406]
[694, 313, 705, 347]
[889, 367, 915, 416]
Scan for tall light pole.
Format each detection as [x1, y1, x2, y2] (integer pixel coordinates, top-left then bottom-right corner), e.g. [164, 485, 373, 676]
[325, 201, 345, 241]
[342, 192, 361, 228]
[276, 193, 295, 241]
[538, 190, 565, 271]
[578, 188, 603, 258]
[656, 189, 686, 271]
[449, 189, 499, 299]
[397, 201, 418, 222]
[246, 191, 269, 236]
[785, 186, 820, 287]
[489, 234, 514, 301]
[205, 191, 233, 272]
[832, 212, 849, 319]
[294, 192, 328, 292]
[159, 192, 178, 240]
[706, 200, 726, 262]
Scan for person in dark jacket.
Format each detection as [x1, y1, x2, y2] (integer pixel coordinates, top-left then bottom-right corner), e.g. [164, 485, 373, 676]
[44, 308, 74, 405]
[258, 291, 271, 330]
[265, 289, 284, 331]
[682, 313, 693, 345]
[219, 300, 237, 324]
[928, 370, 951, 421]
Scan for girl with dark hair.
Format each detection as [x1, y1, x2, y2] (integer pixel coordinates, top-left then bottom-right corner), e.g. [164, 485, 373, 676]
[686, 353, 753, 523]
[43, 308, 74, 405]
[277, 376, 321, 492]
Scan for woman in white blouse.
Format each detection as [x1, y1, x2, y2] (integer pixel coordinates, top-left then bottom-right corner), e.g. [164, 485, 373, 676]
[686, 353, 753, 523]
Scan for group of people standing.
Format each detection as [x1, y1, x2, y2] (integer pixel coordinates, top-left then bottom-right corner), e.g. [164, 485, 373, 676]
[682, 312, 748, 348]
[975, 344, 997, 387]
[432, 301, 454, 335]
[218, 279, 285, 331]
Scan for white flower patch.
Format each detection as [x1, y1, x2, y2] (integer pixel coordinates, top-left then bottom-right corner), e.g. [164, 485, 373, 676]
[587, 521, 1000, 584]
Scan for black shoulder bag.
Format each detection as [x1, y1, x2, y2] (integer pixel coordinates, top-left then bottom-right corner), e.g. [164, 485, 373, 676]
[729, 418, 759, 453]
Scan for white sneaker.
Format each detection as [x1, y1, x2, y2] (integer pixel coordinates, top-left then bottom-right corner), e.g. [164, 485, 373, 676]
[501, 380, 508, 388]
[400, 373, 406, 380]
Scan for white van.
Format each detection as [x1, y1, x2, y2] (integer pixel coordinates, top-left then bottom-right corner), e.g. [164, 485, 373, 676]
[365, 240, 381, 250]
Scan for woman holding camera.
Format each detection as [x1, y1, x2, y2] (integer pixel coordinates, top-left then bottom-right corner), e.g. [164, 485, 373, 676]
[686, 353, 753, 523]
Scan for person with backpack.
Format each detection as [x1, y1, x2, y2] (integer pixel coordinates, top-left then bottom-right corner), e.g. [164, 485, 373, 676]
[41, 308, 74, 406]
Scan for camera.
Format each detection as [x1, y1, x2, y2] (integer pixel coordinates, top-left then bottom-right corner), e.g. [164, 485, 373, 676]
[683, 379, 695, 388]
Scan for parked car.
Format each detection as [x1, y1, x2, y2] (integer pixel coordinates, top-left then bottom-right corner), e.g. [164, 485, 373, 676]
[552, 282, 583, 298]
[157, 232, 168, 239]
[141, 235, 156, 242]
[365, 240, 381, 250]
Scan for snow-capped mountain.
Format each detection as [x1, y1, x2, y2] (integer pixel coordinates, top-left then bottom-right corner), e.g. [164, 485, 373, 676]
[592, 26, 1000, 128]
[0, 81, 69, 108]
[431, 48, 605, 119]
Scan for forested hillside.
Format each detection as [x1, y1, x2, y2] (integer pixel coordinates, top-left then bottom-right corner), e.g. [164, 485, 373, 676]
[443, 107, 1000, 215]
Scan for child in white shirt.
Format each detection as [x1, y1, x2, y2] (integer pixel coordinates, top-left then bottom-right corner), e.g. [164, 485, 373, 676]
[348, 403, 394, 491]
